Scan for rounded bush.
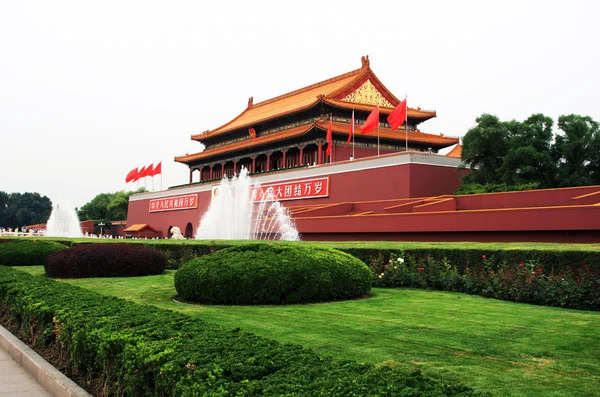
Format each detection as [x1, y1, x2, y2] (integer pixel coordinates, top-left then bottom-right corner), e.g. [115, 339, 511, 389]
[45, 243, 166, 278]
[174, 243, 372, 305]
[0, 240, 68, 266]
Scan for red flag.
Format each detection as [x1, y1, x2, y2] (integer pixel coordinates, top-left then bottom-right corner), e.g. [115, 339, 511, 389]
[345, 110, 354, 148]
[152, 161, 162, 176]
[360, 105, 379, 134]
[125, 167, 138, 183]
[326, 115, 333, 156]
[387, 98, 407, 130]
[143, 164, 154, 177]
[138, 165, 146, 179]
[248, 128, 257, 138]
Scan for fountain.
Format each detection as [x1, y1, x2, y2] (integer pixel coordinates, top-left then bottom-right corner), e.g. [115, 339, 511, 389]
[45, 199, 83, 237]
[196, 167, 299, 240]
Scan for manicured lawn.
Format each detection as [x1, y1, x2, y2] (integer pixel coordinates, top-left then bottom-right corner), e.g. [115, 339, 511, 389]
[18, 236, 600, 251]
[20, 266, 600, 397]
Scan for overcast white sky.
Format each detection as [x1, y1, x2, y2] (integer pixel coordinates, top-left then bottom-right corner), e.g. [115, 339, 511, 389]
[1, 0, 599, 209]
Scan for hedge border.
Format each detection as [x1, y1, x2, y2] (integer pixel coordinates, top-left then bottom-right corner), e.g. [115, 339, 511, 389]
[0, 266, 486, 397]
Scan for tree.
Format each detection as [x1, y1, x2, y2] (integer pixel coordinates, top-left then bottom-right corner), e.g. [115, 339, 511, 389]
[0, 191, 8, 227]
[459, 112, 600, 194]
[500, 114, 556, 188]
[460, 114, 509, 185]
[552, 114, 599, 187]
[77, 188, 146, 222]
[0, 192, 52, 228]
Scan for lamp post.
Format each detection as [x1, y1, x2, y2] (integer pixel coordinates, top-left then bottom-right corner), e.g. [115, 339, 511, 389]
[98, 222, 105, 237]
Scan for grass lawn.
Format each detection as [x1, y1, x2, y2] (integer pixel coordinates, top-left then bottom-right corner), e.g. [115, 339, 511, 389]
[19, 266, 600, 397]
[16, 236, 600, 251]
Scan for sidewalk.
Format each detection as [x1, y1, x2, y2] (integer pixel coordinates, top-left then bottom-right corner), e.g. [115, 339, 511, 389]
[0, 345, 50, 396]
[0, 325, 91, 397]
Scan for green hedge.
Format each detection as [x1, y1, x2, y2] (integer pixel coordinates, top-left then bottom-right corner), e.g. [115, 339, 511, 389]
[0, 240, 68, 266]
[0, 267, 488, 397]
[359, 250, 600, 311]
[45, 243, 166, 278]
[175, 243, 372, 305]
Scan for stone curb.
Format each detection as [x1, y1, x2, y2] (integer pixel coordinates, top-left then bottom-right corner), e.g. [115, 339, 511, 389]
[0, 325, 92, 397]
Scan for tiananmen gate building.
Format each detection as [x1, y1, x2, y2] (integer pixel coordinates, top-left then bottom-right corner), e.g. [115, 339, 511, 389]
[126, 56, 600, 242]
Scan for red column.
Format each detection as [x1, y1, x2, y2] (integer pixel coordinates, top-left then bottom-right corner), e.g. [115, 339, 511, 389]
[233, 160, 238, 175]
[317, 141, 322, 165]
[209, 165, 213, 180]
[266, 153, 271, 171]
[221, 163, 225, 177]
[189, 168, 193, 184]
[282, 149, 287, 169]
[299, 146, 304, 165]
[199, 168, 203, 183]
[252, 157, 256, 172]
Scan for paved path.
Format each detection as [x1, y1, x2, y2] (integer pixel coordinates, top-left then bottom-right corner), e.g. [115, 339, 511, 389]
[0, 345, 51, 396]
[0, 325, 91, 397]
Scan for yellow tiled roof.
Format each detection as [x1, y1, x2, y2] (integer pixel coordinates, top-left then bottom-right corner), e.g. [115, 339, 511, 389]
[175, 121, 458, 164]
[124, 224, 158, 233]
[446, 144, 463, 158]
[192, 68, 364, 140]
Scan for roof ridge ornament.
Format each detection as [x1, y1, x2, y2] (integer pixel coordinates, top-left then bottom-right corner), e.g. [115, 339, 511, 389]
[247, 96, 254, 109]
[361, 55, 370, 68]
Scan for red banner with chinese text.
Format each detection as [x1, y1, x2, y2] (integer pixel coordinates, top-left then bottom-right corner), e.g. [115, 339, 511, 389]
[250, 177, 329, 202]
[149, 194, 198, 212]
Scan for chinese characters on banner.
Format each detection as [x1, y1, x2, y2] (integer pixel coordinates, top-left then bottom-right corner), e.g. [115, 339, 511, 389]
[251, 177, 329, 202]
[149, 194, 198, 212]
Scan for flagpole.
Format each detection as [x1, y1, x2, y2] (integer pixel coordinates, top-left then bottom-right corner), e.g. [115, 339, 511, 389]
[405, 94, 408, 152]
[377, 123, 380, 156]
[330, 113, 333, 164]
[352, 109, 355, 160]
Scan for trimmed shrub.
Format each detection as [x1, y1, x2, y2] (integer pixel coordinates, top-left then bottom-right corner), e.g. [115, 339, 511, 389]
[141, 242, 229, 269]
[45, 243, 166, 278]
[0, 267, 488, 397]
[0, 240, 68, 266]
[368, 251, 600, 311]
[175, 243, 372, 305]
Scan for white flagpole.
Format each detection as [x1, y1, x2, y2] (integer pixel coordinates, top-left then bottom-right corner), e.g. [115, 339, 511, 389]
[330, 113, 333, 164]
[352, 109, 355, 160]
[377, 124, 380, 156]
[405, 94, 408, 152]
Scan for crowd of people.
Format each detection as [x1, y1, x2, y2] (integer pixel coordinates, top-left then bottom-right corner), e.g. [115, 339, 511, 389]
[0, 227, 44, 236]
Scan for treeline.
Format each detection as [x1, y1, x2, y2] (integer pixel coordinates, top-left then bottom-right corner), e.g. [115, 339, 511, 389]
[458, 113, 600, 194]
[77, 188, 146, 223]
[0, 188, 145, 229]
[0, 192, 52, 229]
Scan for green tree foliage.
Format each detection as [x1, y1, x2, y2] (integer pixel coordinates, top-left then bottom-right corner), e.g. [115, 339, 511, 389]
[0, 192, 52, 228]
[460, 114, 509, 185]
[552, 114, 600, 187]
[459, 113, 598, 193]
[500, 114, 556, 187]
[77, 188, 146, 222]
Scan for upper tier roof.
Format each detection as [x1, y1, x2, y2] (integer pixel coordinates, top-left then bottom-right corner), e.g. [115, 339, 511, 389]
[192, 56, 436, 141]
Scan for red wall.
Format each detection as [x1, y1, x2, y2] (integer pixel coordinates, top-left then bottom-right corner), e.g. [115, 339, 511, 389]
[292, 185, 600, 243]
[126, 160, 464, 239]
[454, 185, 600, 210]
[409, 164, 468, 198]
